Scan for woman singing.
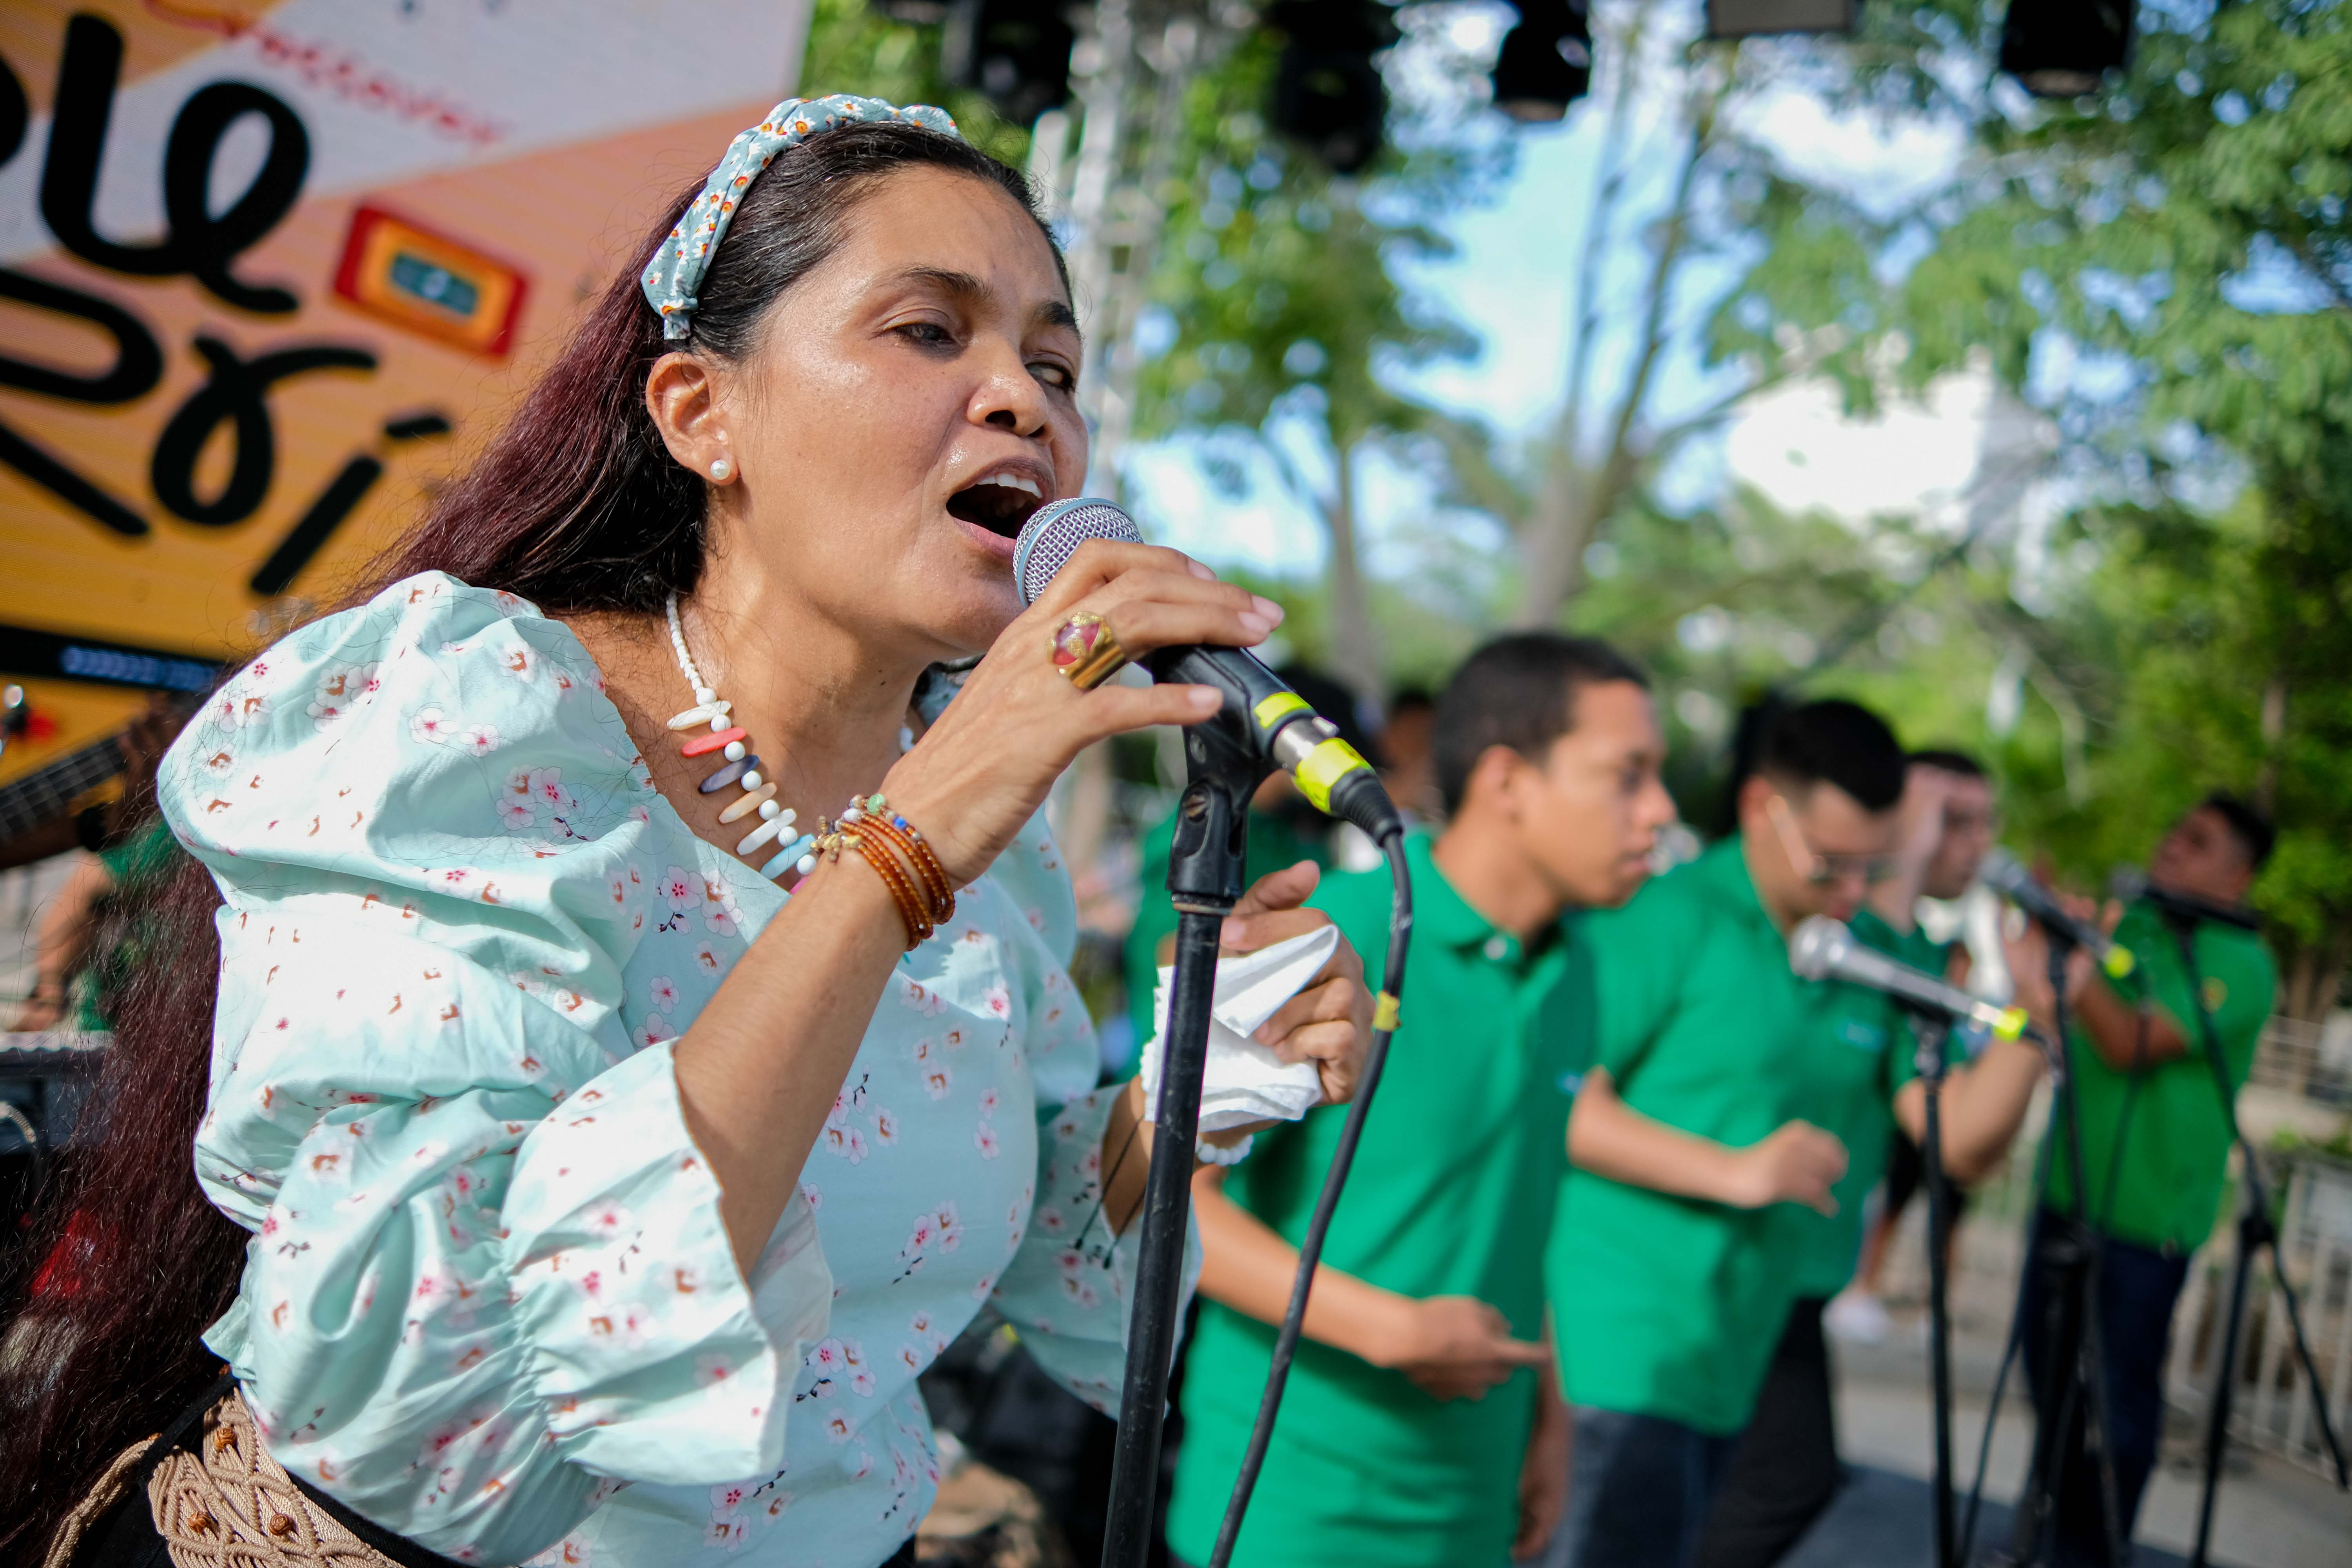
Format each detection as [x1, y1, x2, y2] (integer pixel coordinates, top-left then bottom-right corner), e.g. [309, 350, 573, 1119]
[13, 98, 1371, 1568]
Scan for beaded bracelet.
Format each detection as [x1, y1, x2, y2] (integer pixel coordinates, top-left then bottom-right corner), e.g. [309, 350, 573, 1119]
[815, 793, 951, 950]
[857, 836, 935, 948]
[818, 822, 931, 948]
[855, 811, 955, 926]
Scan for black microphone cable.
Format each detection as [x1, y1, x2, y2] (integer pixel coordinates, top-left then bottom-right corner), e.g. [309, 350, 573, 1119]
[1206, 823, 1414, 1568]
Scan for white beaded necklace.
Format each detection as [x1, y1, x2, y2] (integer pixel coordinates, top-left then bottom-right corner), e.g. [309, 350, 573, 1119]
[664, 591, 818, 880]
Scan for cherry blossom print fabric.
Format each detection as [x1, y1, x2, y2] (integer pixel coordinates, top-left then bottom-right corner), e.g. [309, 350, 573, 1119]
[160, 573, 1191, 1568]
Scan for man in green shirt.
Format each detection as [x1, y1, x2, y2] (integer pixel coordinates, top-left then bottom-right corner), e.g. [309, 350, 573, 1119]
[1165, 633, 1677, 1568]
[2015, 793, 2279, 1568]
[1542, 700, 1913, 1568]
[1695, 748, 2049, 1568]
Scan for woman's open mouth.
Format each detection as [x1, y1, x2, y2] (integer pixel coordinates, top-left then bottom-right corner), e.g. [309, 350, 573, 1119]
[947, 473, 1047, 541]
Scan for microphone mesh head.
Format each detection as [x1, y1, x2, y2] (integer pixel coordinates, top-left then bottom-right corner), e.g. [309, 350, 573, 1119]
[1978, 845, 2030, 894]
[1014, 497, 1142, 605]
[1788, 916, 1851, 981]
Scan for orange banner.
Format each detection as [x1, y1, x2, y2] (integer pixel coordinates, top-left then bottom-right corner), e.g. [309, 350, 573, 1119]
[0, 0, 811, 788]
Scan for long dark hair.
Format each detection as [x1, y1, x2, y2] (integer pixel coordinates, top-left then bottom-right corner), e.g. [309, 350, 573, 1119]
[0, 120, 1061, 1563]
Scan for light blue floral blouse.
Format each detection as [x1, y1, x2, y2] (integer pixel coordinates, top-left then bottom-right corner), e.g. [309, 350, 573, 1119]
[159, 573, 1187, 1567]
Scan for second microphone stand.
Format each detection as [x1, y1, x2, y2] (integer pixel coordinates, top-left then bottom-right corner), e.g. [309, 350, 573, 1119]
[1964, 931, 2127, 1568]
[2162, 911, 2350, 1568]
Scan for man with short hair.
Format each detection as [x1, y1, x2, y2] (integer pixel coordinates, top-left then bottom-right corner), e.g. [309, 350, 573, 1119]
[1541, 699, 1907, 1568]
[1165, 633, 1677, 1568]
[1696, 747, 2047, 1568]
[1829, 748, 2003, 1348]
[2013, 792, 2279, 1568]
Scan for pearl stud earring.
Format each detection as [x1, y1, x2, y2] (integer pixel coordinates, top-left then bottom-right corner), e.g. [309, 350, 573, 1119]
[710, 458, 732, 481]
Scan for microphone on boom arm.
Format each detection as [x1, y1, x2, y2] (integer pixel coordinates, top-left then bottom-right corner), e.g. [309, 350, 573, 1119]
[1790, 916, 2032, 1042]
[1980, 847, 2136, 980]
[2108, 867, 2263, 933]
[1013, 497, 1403, 845]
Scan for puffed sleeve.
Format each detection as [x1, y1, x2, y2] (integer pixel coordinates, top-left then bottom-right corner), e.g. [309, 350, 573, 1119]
[978, 818, 1201, 1417]
[163, 573, 829, 1564]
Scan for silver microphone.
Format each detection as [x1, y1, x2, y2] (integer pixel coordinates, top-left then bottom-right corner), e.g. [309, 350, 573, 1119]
[1010, 497, 1400, 840]
[1980, 848, 2136, 980]
[1789, 916, 2029, 1040]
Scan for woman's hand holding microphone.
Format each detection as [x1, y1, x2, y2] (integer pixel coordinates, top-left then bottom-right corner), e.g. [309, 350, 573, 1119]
[883, 540, 1374, 1114]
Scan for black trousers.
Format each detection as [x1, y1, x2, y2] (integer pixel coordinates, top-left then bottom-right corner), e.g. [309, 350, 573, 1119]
[1691, 1296, 1840, 1568]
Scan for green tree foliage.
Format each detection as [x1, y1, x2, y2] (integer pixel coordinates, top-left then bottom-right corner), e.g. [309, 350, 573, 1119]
[1427, 0, 1964, 627]
[1126, 20, 1497, 695]
[797, 0, 1036, 163]
[1889, 0, 2352, 1018]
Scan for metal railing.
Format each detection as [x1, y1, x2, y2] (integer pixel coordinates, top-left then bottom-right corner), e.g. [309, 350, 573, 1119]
[2165, 1153, 2352, 1478]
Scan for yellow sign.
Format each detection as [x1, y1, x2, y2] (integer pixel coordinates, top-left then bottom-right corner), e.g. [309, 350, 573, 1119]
[0, 0, 812, 787]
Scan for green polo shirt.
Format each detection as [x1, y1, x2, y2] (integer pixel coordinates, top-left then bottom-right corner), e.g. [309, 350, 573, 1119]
[1546, 839, 1900, 1435]
[2046, 898, 2275, 1252]
[71, 818, 184, 1032]
[1785, 910, 1948, 1301]
[1122, 803, 1330, 1064]
[1166, 833, 1588, 1568]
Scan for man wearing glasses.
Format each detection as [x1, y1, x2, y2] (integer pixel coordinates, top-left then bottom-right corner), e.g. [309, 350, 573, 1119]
[1694, 749, 2048, 1568]
[1541, 702, 2045, 1568]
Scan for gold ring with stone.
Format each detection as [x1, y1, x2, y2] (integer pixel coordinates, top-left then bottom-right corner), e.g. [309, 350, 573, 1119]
[1047, 610, 1128, 690]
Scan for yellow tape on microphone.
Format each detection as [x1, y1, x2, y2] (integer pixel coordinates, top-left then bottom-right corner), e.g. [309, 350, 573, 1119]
[1293, 738, 1372, 814]
[1253, 691, 1311, 730]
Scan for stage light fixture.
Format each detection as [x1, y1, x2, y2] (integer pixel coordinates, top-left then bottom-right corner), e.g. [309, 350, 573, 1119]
[1267, 0, 1399, 176]
[942, 0, 1076, 125]
[1703, 0, 1855, 39]
[1490, 0, 1593, 123]
[1998, 0, 2133, 97]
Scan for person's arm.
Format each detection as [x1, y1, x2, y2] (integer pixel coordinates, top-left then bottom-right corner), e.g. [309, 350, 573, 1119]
[1514, 1344, 1572, 1559]
[2071, 969, 2189, 1070]
[686, 542, 1345, 1274]
[1190, 1164, 1549, 1399]
[1865, 769, 1953, 936]
[1892, 1033, 2045, 1183]
[1566, 1066, 1847, 1213]
[12, 853, 113, 1029]
[2006, 897, 2186, 1073]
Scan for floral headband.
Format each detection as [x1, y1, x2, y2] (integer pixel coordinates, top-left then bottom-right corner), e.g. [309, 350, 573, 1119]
[639, 94, 960, 341]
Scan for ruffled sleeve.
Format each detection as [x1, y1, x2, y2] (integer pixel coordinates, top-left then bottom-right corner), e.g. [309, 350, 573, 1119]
[162, 573, 828, 1564]
[978, 818, 1201, 1417]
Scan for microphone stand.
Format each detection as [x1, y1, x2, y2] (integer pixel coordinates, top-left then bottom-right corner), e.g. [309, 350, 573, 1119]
[1904, 1007, 1960, 1568]
[1098, 715, 1263, 1568]
[1996, 935, 2127, 1568]
[2164, 913, 2351, 1568]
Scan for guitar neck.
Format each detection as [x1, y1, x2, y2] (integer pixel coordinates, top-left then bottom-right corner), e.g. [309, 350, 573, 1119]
[0, 735, 133, 845]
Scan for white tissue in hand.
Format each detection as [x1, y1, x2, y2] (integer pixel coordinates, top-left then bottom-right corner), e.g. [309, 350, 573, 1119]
[1139, 924, 1339, 1133]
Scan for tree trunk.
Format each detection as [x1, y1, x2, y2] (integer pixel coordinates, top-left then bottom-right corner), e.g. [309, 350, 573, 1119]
[2255, 673, 2286, 812]
[1323, 441, 1384, 700]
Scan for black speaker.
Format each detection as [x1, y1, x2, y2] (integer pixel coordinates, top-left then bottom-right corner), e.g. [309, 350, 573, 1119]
[943, 0, 1076, 125]
[1267, 1, 1400, 175]
[1998, 0, 2134, 98]
[1492, 0, 1593, 122]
